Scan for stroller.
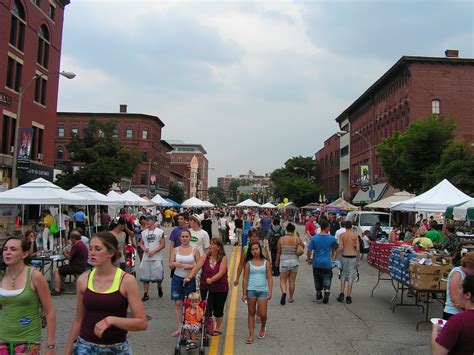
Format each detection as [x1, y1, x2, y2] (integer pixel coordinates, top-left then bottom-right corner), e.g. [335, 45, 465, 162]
[123, 244, 136, 276]
[174, 295, 210, 355]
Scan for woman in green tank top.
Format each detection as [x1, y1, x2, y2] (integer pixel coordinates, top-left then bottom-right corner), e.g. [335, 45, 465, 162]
[0, 236, 57, 354]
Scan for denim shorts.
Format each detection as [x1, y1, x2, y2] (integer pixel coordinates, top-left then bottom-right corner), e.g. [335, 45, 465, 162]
[73, 337, 131, 354]
[171, 275, 196, 301]
[247, 289, 268, 299]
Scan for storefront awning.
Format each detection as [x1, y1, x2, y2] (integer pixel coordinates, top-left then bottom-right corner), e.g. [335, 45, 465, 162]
[352, 183, 387, 204]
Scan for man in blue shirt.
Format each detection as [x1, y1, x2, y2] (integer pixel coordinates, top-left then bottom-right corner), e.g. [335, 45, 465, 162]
[74, 208, 87, 233]
[306, 220, 338, 304]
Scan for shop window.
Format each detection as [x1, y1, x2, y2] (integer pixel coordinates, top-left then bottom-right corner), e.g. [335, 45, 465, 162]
[10, 1, 26, 51]
[37, 25, 50, 68]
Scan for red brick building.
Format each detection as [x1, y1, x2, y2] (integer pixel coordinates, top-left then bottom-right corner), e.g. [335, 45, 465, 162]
[335, 55, 474, 203]
[0, 0, 70, 189]
[56, 105, 173, 196]
[315, 134, 340, 202]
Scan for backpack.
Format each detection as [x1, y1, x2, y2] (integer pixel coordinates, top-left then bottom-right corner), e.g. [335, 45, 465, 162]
[269, 226, 284, 248]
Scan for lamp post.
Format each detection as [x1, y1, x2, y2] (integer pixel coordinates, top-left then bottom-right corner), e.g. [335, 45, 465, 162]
[11, 71, 76, 188]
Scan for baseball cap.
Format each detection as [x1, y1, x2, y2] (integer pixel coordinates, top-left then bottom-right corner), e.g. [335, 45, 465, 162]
[189, 214, 202, 224]
[145, 215, 157, 222]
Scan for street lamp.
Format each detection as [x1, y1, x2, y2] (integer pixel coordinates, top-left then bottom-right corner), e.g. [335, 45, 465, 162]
[11, 71, 76, 187]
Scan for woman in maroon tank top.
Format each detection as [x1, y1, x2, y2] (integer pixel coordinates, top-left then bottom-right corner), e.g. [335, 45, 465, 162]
[186, 238, 229, 335]
[66, 232, 147, 354]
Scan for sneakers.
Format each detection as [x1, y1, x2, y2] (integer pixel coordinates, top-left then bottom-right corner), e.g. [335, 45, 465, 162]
[280, 293, 286, 306]
[316, 292, 323, 301]
[141, 293, 149, 302]
[346, 296, 352, 304]
[323, 291, 330, 304]
[337, 293, 345, 302]
[158, 287, 163, 298]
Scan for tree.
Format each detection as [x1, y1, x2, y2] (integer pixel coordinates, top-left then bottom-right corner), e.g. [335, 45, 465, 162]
[377, 115, 456, 193]
[270, 156, 322, 206]
[426, 141, 474, 195]
[55, 118, 140, 194]
[208, 186, 226, 205]
[168, 182, 185, 203]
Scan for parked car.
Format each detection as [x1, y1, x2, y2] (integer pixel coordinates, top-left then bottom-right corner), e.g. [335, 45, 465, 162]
[345, 211, 391, 238]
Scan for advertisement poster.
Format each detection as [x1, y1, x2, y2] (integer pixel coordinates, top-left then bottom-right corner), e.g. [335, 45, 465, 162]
[18, 128, 33, 161]
[360, 164, 369, 185]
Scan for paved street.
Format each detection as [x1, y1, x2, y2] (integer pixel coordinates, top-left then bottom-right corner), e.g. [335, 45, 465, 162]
[48, 223, 438, 354]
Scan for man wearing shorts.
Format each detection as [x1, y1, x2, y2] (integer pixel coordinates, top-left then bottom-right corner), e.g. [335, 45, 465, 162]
[140, 215, 165, 301]
[335, 221, 360, 304]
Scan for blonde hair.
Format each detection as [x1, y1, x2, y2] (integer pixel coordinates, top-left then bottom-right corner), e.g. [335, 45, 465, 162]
[416, 226, 428, 236]
[188, 292, 201, 303]
[461, 252, 474, 270]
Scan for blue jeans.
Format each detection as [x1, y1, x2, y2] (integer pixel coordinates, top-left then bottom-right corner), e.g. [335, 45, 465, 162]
[73, 337, 131, 354]
[247, 289, 269, 299]
[312, 267, 333, 292]
[171, 275, 196, 301]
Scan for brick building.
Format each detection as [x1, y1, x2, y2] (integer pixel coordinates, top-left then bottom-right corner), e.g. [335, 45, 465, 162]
[334, 54, 474, 203]
[168, 141, 209, 200]
[0, 0, 70, 189]
[56, 105, 173, 196]
[315, 134, 340, 202]
[217, 170, 272, 201]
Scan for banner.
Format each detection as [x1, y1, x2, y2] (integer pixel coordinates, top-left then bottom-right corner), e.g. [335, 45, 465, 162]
[360, 164, 369, 185]
[18, 128, 33, 161]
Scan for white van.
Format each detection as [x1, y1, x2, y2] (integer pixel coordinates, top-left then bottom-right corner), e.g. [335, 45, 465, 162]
[345, 211, 391, 237]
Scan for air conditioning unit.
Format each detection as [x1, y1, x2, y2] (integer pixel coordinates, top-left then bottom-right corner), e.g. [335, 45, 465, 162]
[37, 153, 43, 161]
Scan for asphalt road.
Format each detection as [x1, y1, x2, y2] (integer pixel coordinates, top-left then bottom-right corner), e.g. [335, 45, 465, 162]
[47, 222, 438, 354]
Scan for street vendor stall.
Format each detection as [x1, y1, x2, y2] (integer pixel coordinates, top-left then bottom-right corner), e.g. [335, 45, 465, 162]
[445, 199, 474, 252]
[325, 197, 358, 214]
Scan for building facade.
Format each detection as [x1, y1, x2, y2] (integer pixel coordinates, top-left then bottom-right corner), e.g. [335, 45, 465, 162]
[217, 170, 272, 201]
[315, 134, 340, 202]
[168, 142, 209, 200]
[55, 105, 173, 196]
[334, 54, 474, 203]
[0, 0, 70, 189]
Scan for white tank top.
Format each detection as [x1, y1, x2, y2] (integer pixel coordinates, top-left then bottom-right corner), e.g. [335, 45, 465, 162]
[174, 247, 196, 278]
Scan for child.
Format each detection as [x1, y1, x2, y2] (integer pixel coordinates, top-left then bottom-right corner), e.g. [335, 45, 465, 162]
[183, 292, 204, 350]
[242, 241, 273, 344]
[361, 230, 371, 259]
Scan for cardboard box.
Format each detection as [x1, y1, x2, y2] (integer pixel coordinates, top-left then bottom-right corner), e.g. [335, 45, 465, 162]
[414, 263, 452, 275]
[411, 279, 440, 290]
[413, 273, 442, 282]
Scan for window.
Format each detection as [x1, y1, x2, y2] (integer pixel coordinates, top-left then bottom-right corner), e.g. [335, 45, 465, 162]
[140, 172, 147, 185]
[71, 125, 78, 135]
[34, 76, 47, 105]
[37, 25, 50, 68]
[49, 4, 55, 20]
[57, 124, 64, 137]
[142, 149, 148, 162]
[341, 146, 349, 157]
[6, 57, 22, 92]
[10, 1, 26, 51]
[1, 116, 12, 154]
[113, 127, 118, 137]
[142, 127, 148, 139]
[56, 146, 64, 160]
[125, 126, 133, 139]
[432, 99, 440, 114]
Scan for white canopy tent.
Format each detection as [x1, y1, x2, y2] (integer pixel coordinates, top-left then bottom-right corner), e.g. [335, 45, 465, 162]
[107, 190, 129, 204]
[151, 193, 172, 207]
[121, 190, 156, 207]
[236, 199, 261, 207]
[181, 196, 208, 208]
[68, 184, 115, 205]
[390, 179, 471, 213]
[366, 191, 416, 209]
[202, 201, 215, 208]
[261, 202, 277, 209]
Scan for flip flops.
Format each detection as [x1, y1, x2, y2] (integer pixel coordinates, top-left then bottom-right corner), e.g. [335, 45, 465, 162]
[245, 338, 254, 344]
[257, 328, 266, 339]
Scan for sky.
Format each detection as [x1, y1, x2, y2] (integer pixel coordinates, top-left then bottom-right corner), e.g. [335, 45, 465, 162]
[57, 0, 474, 186]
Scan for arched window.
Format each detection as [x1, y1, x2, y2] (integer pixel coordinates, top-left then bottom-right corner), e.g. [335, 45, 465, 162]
[10, 1, 26, 51]
[57, 124, 64, 137]
[56, 146, 64, 160]
[140, 172, 147, 185]
[71, 124, 78, 135]
[37, 25, 50, 68]
[432, 99, 440, 115]
[125, 126, 133, 139]
[142, 149, 148, 162]
[142, 127, 148, 139]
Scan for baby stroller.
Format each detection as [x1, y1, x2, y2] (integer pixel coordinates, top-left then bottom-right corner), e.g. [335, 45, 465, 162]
[124, 244, 136, 276]
[174, 296, 210, 355]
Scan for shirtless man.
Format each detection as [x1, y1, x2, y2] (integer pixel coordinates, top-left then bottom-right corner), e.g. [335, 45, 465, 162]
[335, 221, 360, 304]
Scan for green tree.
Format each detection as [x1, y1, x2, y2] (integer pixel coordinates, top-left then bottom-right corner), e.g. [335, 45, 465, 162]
[377, 115, 456, 193]
[55, 118, 140, 194]
[271, 156, 321, 206]
[426, 141, 474, 195]
[208, 186, 226, 205]
[168, 182, 185, 203]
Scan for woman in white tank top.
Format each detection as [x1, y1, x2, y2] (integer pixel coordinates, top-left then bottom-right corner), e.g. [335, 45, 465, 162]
[169, 229, 201, 336]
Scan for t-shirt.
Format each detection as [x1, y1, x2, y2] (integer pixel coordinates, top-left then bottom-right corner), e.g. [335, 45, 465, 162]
[74, 211, 86, 222]
[334, 228, 347, 244]
[426, 229, 444, 244]
[55, 213, 69, 231]
[141, 227, 164, 261]
[169, 226, 189, 248]
[307, 234, 338, 269]
[218, 217, 227, 230]
[190, 229, 210, 256]
[362, 236, 371, 249]
[43, 215, 54, 228]
[330, 220, 340, 236]
[201, 219, 213, 238]
[164, 209, 172, 219]
[305, 221, 316, 236]
[234, 219, 243, 229]
[436, 309, 474, 354]
[70, 241, 88, 272]
[260, 216, 272, 232]
[413, 237, 434, 249]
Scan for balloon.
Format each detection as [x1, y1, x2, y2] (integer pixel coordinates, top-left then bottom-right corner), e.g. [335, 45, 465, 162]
[283, 197, 289, 204]
[279, 203, 285, 208]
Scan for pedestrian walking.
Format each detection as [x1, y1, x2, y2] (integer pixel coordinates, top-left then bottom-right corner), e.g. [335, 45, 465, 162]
[267, 218, 285, 276]
[41, 209, 55, 252]
[242, 241, 272, 344]
[234, 214, 243, 246]
[66, 232, 147, 354]
[275, 223, 305, 305]
[0, 237, 57, 354]
[306, 220, 338, 304]
[217, 214, 228, 244]
[201, 212, 213, 239]
[109, 217, 135, 271]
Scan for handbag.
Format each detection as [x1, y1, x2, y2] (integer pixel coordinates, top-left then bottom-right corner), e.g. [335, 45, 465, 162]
[49, 219, 59, 234]
[295, 236, 304, 256]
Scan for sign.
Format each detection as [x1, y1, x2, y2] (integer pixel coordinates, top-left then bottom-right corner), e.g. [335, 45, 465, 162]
[360, 164, 369, 185]
[18, 128, 34, 161]
[18, 162, 54, 182]
[0, 92, 12, 107]
[369, 189, 376, 199]
[361, 186, 369, 192]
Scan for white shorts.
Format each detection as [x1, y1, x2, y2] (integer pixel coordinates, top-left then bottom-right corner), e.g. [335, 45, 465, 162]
[140, 259, 164, 282]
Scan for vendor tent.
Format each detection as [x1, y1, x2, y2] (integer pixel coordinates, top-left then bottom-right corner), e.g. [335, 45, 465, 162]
[68, 184, 116, 205]
[202, 201, 215, 208]
[151, 193, 172, 207]
[165, 198, 181, 208]
[365, 191, 415, 210]
[181, 196, 207, 208]
[236, 199, 260, 207]
[390, 179, 471, 213]
[282, 202, 298, 210]
[445, 199, 474, 220]
[121, 190, 155, 207]
[300, 202, 322, 210]
[261, 202, 277, 209]
[325, 198, 358, 213]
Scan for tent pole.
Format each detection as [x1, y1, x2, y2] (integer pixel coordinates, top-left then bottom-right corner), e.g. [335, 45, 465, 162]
[95, 204, 98, 234]
[21, 205, 25, 234]
[59, 204, 62, 250]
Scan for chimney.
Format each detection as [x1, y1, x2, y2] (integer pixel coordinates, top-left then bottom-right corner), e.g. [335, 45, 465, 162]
[119, 104, 127, 113]
[445, 49, 459, 58]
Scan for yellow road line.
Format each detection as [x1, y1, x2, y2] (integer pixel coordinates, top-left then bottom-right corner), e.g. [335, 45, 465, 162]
[209, 246, 239, 355]
[223, 246, 241, 355]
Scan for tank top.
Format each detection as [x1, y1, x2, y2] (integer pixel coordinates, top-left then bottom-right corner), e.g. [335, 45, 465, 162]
[115, 232, 127, 263]
[444, 267, 466, 315]
[280, 243, 298, 265]
[200, 257, 229, 293]
[174, 247, 196, 278]
[0, 267, 41, 343]
[247, 260, 268, 292]
[80, 268, 128, 344]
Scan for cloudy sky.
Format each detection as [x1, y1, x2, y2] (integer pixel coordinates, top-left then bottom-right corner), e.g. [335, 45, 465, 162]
[57, 0, 473, 186]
